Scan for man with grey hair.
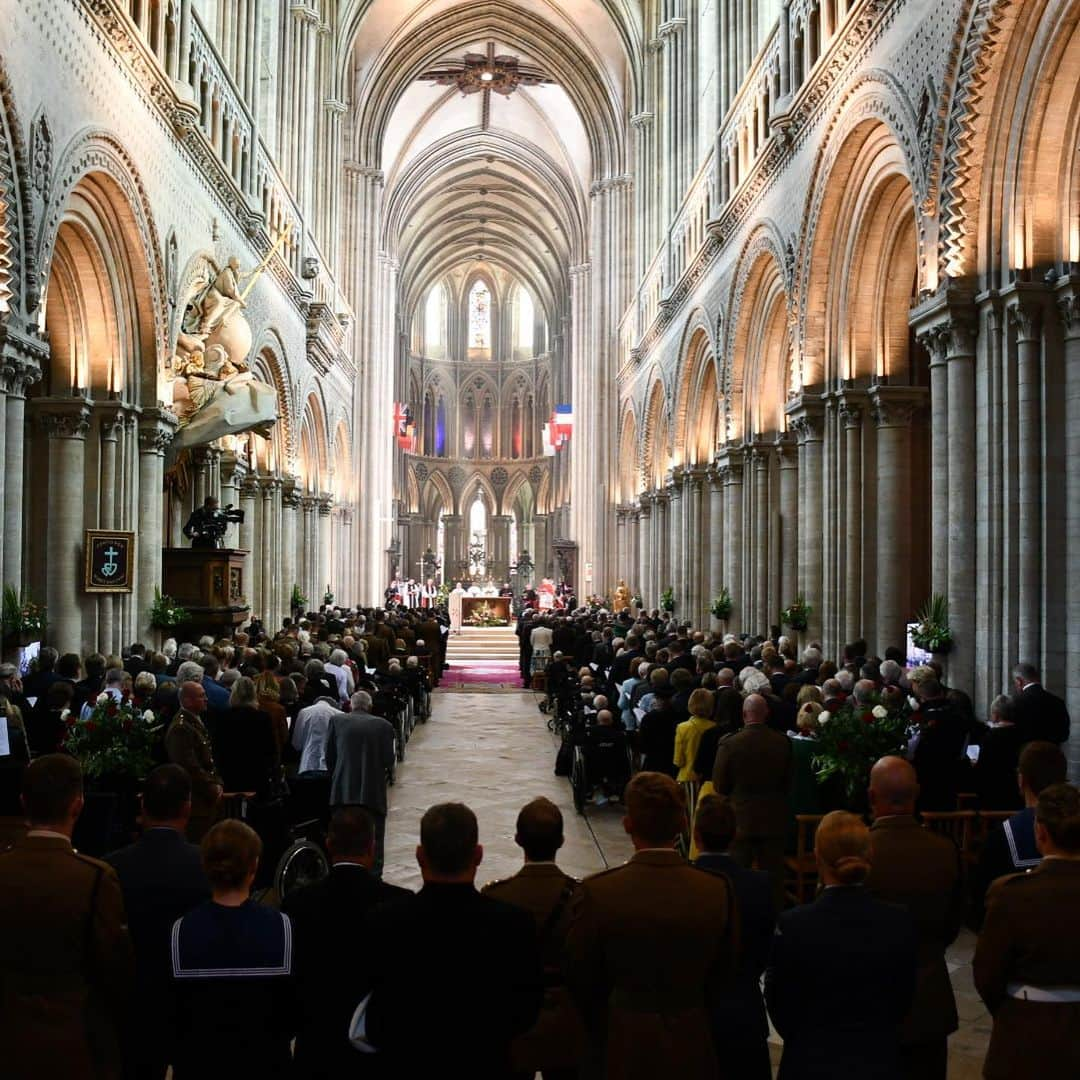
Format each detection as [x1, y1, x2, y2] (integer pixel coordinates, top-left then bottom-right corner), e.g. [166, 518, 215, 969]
[795, 646, 822, 685]
[1010, 662, 1070, 745]
[302, 658, 339, 704]
[835, 669, 854, 694]
[880, 659, 903, 688]
[324, 647, 354, 701]
[324, 690, 396, 875]
[853, 679, 878, 708]
[175, 660, 204, 686]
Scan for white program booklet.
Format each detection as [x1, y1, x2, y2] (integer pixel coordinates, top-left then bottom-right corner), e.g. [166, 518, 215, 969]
[0, 716, 9, 757]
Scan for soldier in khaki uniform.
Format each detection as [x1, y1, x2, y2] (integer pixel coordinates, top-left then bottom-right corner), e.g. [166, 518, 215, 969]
[165, 680, 222, 841]
[0, 755, 133, 1080]
[483, 797, 586, 1080]
[565, 772, 738, 1080]
[974, 782, 1080, 1080]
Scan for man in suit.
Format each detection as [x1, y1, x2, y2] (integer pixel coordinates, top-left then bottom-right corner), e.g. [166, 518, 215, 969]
[359, 803, 543, 1077]
[283, 807, 411, 1079]
[866, 757, 964, 1080]
[970, 740, 1067, 928]
[712, 692, 794, 911]
[1010, 662, 1071, 745]
[0, 755, 134, 1080]
[694, 793, 774, 1080]
[565, 772, 737, 1080]
[164, 681, 222, 842]
[483, 797, 585, 1080]
[912, 676, 970, 811]
[106, 765, 210, 1080]
[325, 690, 396, 876]
[974, 783, 1080, 1080]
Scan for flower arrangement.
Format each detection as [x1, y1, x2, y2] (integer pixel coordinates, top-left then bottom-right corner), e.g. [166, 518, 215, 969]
[435, 581, 451, 606]
[587, 594, 607, 611]
[63, 692, 161, 783]
[812, 695, 911, 806]
[465, 601, 506, 627]
[711, 586, 733, 622]
[149, 587, 188, 629]
[2, 584, 46, 638]
[660, 586, 675, 612]
[323, 585, 334, 606]
[781, 596, 812, 633]
[290, 584, 307, 611]
[911, 593, 953, 654]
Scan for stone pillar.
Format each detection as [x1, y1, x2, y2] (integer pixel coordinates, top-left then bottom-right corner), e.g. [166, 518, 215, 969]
[2, 356, 39, 590]
[637, 495, 652, 607]
[259, 479, 278, 621]
[137, 410, 177, 643]
[239, 478, 258, 607]
[777, 437, 799, 619]
[1009, 297, 1044, 668]
[318, 494, 333, 601]
[686, 472, 705, 628]
[655, 491, 671, 605]
[41, 401, 91, 654]
[753, 447, 770, 634]
[838, 399, 863, 644]
[490, 514, 513, 582]
[871, 388, 924, 656]
[615, 506, 628, 592]
[442, 514, 464, 582]
[192, 447, 210, 508]
[282, 483, 301, 609]
[723, 458, 744, 633]
[98, 411, 123, 655]
[300, 495, 316, 602]
[708, 468, 724, 625]
[666, 476, 683, 614]
[789, 401, 824, 641]
[1058, 286, 1080, 772]
[917, 323, 950, 598]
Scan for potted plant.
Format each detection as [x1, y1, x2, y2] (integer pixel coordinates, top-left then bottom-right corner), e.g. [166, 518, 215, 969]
[323, 585, 334, 606]
[911, 593, 953, 655]
[149, 587, 188, 630]
[711, 586, 733, 622]
[781, 596, 812, 633]
[290, 584, 307, 613]
[660, 586, 675, 613]
[2, 585, 46, 655]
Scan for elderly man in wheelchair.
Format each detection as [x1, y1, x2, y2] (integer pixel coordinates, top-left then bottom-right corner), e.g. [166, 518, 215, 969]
[570, 707, 634, 814]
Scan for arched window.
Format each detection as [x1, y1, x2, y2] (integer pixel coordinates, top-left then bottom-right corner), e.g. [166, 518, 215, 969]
[425, 285, 445, 355]
[516, 289, 534, 352]
[468, 280, 491, 350]
[435, 398, 447, 457]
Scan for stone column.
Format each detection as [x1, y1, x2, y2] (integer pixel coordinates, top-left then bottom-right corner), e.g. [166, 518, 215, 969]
[490, 514, 513, 582]
[915, 319, 950, 598]
[137, 410, 177, 643]
[837, 398, 863, 643]
[753, 447, 770, 635]
[300, 496, 316, 602]
[871, 388, 925, 656]
[686, 472, 705, 628]
[656, 491, 671, 605]
[41, 401, 91, 654]
[615, 507, 628, 592]
[259, 479, 278, 622]
[239, 478, 259, 608]
[789, 401, 824, 641]
[282, 483, 301, 609]
[98, 410, 123, 655]
[2, 354, 40, 590]
[1058, 286, 1080, 770]
[777, 437, 799, 619]
[708, 468, 724, 625]
[1009, 297, 1044, 668]
[441, 514, 464, 582]
[318, 494, 333, 601]
[637, 495, 652, 607]
[723, 457, 744, 633]
[191, 447, 210, 508]
[666, 475, 683, 614]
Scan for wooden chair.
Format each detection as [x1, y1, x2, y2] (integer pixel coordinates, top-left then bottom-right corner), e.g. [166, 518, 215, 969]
[973, 809, 1014, 856]
[784, 814, 824, 907]
[920, 810, 976, 863]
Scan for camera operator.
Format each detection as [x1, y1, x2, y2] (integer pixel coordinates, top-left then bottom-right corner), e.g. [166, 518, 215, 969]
[183, 496, 245, 549]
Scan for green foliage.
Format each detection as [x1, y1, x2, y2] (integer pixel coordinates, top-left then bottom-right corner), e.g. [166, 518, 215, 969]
[911, 593, 953, 653]
[63, 694, 161, 782]
[2, 584, 46, 637]
[812, 696, 912, 807]
[781, 596, 812, 633]
[660, 586, 675, 612]
[711, 586, 733, 621]
[290, 584, 307, 611]
[149, 587, 187, 629]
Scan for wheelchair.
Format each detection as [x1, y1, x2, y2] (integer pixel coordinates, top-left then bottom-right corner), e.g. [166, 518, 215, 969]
[569, 722, 634, 815]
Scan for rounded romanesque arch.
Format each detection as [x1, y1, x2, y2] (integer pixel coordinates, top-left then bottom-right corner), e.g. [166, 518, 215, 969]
[640, 373, 670, 491]
[670, 311, 716, 464]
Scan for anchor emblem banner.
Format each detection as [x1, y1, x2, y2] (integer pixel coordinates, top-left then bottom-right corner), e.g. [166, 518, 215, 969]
[85, 531, 135, 593]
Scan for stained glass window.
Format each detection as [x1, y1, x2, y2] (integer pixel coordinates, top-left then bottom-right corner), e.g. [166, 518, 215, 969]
[469, 280, 491, 349]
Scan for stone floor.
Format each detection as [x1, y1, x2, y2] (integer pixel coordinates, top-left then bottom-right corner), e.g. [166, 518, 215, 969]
[382, 688, 991, 1078]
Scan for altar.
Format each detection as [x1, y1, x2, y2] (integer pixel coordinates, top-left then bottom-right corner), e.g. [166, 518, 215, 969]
[461, 596, 512, 626]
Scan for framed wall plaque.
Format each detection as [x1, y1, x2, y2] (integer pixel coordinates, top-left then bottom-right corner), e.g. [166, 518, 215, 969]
[84, 531, 135, 593]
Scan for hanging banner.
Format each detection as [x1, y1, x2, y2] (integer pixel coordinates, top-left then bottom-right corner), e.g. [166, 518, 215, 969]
[394, 402, 416, 452]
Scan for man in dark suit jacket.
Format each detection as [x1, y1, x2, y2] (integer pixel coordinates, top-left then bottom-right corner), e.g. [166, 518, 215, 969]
[866, 757, 964, 1080]
[106, 765, 210, 1080]
[712, 693, 794, 911]
[694, 794, 774, 1080]
[283, 807, 411, 1079]
[324, 691, 396, 875]
[1010, 663, 1071, 745]
[359, 803, 543, 1077]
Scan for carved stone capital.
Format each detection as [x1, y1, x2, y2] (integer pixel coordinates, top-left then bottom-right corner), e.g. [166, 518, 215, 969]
[869, 386, 927, 429]
[240, 477, 261, 500]
[317, 493, 334, 515]
[39, 399, 91, 441]
[787, 401, 825, 444]
[1056, 285, 1080, 339]
[1007, 299, 1043, 344]
[0, 323, 47, 395]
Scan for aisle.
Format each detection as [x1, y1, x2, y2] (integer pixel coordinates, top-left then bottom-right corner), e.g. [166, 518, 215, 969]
[380, 688, 633, 890]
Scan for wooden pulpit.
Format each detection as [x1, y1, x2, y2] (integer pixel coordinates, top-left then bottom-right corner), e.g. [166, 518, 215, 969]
[162, 548, 251, 636]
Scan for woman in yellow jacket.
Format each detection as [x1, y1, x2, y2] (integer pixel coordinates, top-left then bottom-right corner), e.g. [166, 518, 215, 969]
[673, 687, 718, 857]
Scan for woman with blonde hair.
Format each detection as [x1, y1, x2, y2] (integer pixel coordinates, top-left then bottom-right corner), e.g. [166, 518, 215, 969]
[766, 811, 917, 1079]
